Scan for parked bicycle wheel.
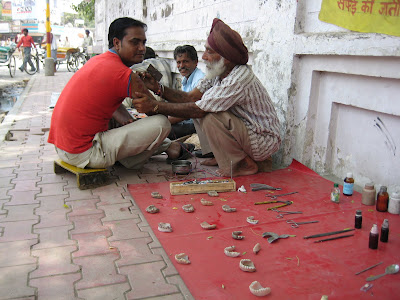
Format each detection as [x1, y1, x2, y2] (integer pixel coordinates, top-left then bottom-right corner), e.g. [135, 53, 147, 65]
[66, 55, 76, 72]
[24, 54, 39, 75]
[75, 53, 87, 71]
[8, 56, 16, 78]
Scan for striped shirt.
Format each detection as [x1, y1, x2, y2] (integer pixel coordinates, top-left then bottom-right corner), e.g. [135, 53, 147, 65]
[195, 65, 281, 161]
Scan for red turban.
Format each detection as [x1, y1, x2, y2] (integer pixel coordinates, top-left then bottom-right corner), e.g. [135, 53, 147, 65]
[207, 18, 248, 65]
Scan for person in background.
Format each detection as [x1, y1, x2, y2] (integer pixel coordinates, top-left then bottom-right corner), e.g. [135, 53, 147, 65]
[48, 17, 193, 171]
[17, 28, 36, 73]
[132, 18, 281, 177]
[63, 36, 70, 47]
[83, 29, 93, 47]
[42, 28, 58, 72]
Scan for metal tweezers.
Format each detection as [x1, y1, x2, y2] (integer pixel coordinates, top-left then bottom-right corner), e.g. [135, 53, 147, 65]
[250, 183, 282, 191]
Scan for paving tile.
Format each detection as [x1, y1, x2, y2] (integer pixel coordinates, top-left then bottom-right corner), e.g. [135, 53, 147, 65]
[0, 167, 15, 178]
[0, 200, 8, 215]
[0, 220, 38, 242]
[121, 261, 179, 299]
[96, 194, 130, 206]
[32, 225, 76, 250]
[73, 253, 126, 290]
[0, 240, 37, 267]
[98, 203, 136, 222]
[0, 187, 11, 200]
[77, 282, 131, 300]
[0, 160, 17, 169]
[140, 226, 162, 249]
[0, 176, 15, 188]
[67, 198, 102, 217]
[166, 275, 194, 300]
[71, 230, 114, 258]
[152, 247, 179, 277]
[35, 208, 72, 229]
[15, 163, 41, 171]
[35, 194, 69, 211]
[138, 174, 168, 183]
[37, 173, 67, 184]
[104, 218, 149, 242]
[30, 273, 81, 300]
[69, 213, 106, 235]
[134, 294, 185, 300]
[10, 180, 40, 192]
[36, 182, 68, 197]
[12, 170, 39, 182]
[64, 186, 94, 201]
[111, 237, 162, 267]
[0, 264, 36, 299]
[16, 155, 42, 164]
[7, 191, 40, 206]
[31, 245, 79, 278]
[38, 162, 58, 175]
[0, 204, 39, 222]
[92, 185, 126, 198]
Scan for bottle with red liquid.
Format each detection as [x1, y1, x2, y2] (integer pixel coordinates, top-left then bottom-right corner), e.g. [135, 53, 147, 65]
[369, 224, 379, 249]
[376, 186, 389, 212]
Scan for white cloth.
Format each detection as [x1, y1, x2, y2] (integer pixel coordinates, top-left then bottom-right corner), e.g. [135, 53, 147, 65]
[195, 65, 281, 161]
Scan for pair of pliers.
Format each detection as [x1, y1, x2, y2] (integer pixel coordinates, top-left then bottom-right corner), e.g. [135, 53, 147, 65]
[254, 200, 293, 210]
[250, 183, 282, 191]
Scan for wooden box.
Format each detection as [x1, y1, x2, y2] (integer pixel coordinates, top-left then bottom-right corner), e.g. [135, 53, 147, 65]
[170, 179, 236, 195]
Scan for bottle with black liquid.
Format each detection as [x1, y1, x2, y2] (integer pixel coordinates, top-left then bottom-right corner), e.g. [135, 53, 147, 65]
[355, 210, 362, 229]
[380, 219, 389, 243]
[369, 224, 379, 249]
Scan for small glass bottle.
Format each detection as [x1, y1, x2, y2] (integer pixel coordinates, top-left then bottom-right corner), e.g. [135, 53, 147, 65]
[362, 182, 376, 206]
[380, 219, 389, 243]
[343, 172, 354, 196]
[330, 183, 340, 203]
[376, 186, 389, 212]
[369, 224, 379, 249]
[355, 210, 362, 229]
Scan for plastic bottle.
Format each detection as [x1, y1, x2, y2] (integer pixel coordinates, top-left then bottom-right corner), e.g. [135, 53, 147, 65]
[380, 219, 389, 243]
[376, 186, 389, 212]
[343, 173, 354, 196]
[330, 183, 340, 203]
[361, 182, 376, 206]
[355, 210, 362, 229]
[388, 190, 400, 214]
[369, 224, 379, 249]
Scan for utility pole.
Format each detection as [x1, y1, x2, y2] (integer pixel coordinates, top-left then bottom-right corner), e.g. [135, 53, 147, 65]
[45, 0, 54, 76]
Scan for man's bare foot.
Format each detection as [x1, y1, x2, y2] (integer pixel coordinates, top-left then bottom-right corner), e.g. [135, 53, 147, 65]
[165, 142, 181, 159]
[216, 156, 258, 177]
[200, 158, 218, 166]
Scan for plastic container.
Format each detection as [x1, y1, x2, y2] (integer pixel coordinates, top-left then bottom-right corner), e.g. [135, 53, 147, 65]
[361, 182, 376, 206]
[388, 190, 400, 214]
[376, 186, 389, 212]
[343, 172, 354, 196]
[330, 183, 340, 203]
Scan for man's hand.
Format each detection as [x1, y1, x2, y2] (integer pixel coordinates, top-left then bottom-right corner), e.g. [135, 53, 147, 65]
[137, 71, 159, 93]
[131, 92, 158, 115]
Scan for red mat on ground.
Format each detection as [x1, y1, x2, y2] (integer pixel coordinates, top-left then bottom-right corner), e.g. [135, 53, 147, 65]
[128, 160, 399, 299]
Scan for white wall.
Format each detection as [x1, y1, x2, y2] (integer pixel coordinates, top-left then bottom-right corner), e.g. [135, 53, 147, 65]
[95, 0, 400, 193]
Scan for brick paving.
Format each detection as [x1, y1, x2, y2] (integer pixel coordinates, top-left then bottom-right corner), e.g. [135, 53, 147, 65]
[0, 70, 217, 299]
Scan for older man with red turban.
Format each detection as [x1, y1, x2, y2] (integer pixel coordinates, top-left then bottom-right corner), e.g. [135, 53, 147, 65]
[133, 18, 281, 177]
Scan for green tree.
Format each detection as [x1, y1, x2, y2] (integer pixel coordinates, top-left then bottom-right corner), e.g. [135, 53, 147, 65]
[71, 0, 94, 22]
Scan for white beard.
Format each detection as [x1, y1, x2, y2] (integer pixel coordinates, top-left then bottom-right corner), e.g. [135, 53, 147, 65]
[204, 57, 226, 80]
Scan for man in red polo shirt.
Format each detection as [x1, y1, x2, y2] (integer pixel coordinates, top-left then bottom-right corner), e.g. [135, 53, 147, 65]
[48, 17, 193, 170]
[17, 28, 36, 72]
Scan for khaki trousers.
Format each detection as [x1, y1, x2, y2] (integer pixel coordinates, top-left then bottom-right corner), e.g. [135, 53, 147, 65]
[55, 115, 171, 170]
[199, 112, 254, 173]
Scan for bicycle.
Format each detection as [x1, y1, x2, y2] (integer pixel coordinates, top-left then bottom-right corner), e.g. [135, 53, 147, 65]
[22, 48, 40, 75]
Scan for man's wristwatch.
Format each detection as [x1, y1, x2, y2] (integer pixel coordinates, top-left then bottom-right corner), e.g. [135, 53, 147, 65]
[153, 104, 159, 113]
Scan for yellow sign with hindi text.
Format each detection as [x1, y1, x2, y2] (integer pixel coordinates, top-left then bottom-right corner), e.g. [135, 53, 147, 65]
[319, 0, 400, 37]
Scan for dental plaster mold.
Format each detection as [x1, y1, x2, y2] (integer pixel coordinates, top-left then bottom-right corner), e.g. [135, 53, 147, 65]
[247, 216, 259, 224]
[158, 222, 172, 232]
[238, 185, 247, 193]
[249, 281, 271, 297]
[232, 231, 245, 240]
[182, 204, 195, 213]
[200, 198, 214, 206]
[145, 205, 159, 214]
[253, 243, 261, 254]
[207, 190, 219, 197]
[151, 192, 163, 199]
[239, 259, 256, 272]
[200, 221, 217, 230]
[222, 204, 237, 212]
[224, 245, 241, 257]
[175, 253, 191, 264]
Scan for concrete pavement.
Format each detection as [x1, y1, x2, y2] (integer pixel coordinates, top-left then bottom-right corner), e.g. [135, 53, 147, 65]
[0, 69, 206, 299]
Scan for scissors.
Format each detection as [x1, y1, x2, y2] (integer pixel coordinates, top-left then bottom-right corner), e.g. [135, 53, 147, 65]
[271, 209, 303, 219]
[286, 219, 319, 228]
[266, 191, 298, 200]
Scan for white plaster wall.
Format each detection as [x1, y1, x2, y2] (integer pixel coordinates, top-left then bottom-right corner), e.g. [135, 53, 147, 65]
[95, 0, 400, 192]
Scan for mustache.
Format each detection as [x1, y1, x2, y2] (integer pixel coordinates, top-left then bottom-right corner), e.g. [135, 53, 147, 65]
[178, 67, 190, 71]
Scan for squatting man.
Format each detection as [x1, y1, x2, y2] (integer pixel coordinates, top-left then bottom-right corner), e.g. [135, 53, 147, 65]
[132, 18, 281, 177]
